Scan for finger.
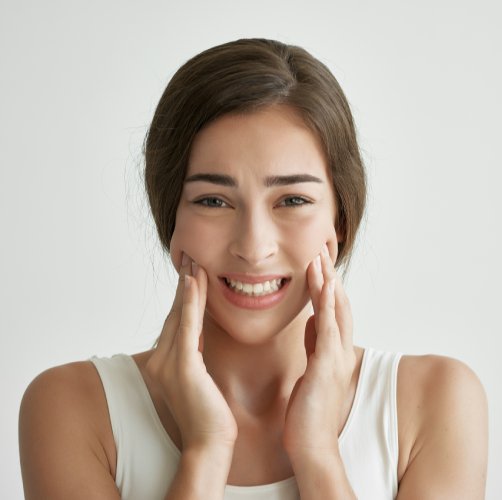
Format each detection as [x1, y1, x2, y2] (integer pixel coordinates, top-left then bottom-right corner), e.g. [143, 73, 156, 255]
[192, 261, 207, 332]
[192, 261, 207, 353]
[156, 252, 193, 356]
[307, 254, 323, 321]
[333, 271, 354, 351]
[316, 244, 341, 352]
[178, 274, 202, 356]
[308, 247, 331, 338]
[321, 242, 336, 283]
[171, 252, 194, 318]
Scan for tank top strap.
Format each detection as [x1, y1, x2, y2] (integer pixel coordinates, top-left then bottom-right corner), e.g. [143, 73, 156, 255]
[90, 354, 179, 499]
[90, 349, 402, 499]
[338, 347, 402, 499]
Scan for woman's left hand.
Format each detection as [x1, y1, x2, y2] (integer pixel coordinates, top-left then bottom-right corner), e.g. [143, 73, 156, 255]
[283, 242, 356, 462]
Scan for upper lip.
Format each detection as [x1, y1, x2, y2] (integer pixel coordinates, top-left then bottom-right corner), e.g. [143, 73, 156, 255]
[220, 273, 290, 284]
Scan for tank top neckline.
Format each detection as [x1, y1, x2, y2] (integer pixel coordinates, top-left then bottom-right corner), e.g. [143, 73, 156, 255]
[118, 347, 369, 492]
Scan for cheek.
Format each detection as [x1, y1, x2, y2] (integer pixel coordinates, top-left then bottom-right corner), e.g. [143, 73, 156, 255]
[169, 209, 197, 272]
[168, 226, 184, 273]
[327, 225, 339, 263]
[169, 209, 224, 273]
[290, 215, 338, 265]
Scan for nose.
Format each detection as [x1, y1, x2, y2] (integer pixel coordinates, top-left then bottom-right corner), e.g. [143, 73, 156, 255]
[228, 208, 278, 265]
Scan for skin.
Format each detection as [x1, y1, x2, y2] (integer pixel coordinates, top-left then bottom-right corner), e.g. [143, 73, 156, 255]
[19, 105, 489, 498]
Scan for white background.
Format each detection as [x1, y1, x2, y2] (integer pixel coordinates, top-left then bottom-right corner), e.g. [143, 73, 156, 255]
[1, 0, 501, 497]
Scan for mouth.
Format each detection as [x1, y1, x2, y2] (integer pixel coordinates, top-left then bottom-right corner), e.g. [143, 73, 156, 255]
[219, 276, 291, 297]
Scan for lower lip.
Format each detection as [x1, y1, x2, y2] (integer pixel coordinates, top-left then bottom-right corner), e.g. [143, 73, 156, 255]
[219, 278, 290, 310]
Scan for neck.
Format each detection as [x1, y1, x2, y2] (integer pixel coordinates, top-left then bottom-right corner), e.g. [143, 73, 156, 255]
[201, 305, 311, 417]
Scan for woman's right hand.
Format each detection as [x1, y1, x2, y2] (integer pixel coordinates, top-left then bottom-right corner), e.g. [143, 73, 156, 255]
[145, 252, 238, 452]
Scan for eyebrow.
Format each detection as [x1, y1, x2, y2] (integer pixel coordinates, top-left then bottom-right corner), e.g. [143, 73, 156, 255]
[184, 173, 323, 187]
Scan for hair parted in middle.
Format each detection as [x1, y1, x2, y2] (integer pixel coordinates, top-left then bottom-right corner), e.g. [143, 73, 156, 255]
[144, 37, 366, 270]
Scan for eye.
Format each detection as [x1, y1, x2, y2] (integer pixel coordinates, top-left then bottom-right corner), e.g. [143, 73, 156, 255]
[278, 196, 312, 207]
[192, 197, 229, 208]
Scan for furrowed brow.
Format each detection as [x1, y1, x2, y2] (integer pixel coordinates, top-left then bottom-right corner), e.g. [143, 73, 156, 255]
[184, 173, 237, 187]
[264, 174, 323, 187]
[184, 173, 323, 187]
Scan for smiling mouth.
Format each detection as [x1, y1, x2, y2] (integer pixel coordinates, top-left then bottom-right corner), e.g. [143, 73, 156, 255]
[222, 277, 290, 297]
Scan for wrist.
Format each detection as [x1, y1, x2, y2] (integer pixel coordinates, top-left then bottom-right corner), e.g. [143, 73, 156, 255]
[288, 449, 356, 500]
[288, 447, 345, 483]
[168, 443, 235, 499]
[182, 440, 236, 470]
[182, 426, 238, 453]
[287, 444, 342, 469]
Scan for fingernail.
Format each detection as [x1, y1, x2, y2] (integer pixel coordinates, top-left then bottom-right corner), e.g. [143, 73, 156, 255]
[182, 252, 189, 266]
[322, 243, 329, 256]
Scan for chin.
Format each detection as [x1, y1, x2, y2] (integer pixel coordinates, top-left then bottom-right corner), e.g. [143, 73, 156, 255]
[204, 294, 311, 346]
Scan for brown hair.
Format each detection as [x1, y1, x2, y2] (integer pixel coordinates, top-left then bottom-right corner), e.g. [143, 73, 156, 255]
[144, 38, 366, 270]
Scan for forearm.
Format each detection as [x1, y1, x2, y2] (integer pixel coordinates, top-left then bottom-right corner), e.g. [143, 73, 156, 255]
[165, 444, 234, 500]
[290, 451, 356, 500]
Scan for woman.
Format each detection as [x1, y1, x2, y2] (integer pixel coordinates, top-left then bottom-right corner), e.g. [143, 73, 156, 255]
[19, 38, 488, 499]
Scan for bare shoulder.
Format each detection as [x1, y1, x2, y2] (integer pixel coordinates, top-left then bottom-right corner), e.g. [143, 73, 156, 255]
[398, 353, 487, 408]
[396, 353, 488, 499]
[19, 361, 119, 499]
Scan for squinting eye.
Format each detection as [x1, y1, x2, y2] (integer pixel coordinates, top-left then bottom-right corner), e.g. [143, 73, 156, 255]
[279, 196, 312, 207]
[193, 197, 228, 208]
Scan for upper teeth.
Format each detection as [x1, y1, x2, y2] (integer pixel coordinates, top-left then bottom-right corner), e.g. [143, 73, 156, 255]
[225, 278, 284, 296]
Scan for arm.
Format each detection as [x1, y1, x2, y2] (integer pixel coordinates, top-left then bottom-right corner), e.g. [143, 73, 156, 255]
[148, 254, 238, 499]
[283, 244, 356, 499]
[19, 363, 121, 499]
[19, 256, 237, 499]
[397, 356, 488, 499]
[20, 369, 234, 500]
[164, 444, 234, 500]
[289, 451, 356, 499]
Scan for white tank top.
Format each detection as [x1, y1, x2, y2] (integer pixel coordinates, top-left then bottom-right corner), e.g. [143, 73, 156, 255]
[90, 347, 402, 499]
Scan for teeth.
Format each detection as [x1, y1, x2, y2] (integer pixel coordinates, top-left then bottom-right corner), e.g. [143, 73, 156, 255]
[225, 278, 285, 296]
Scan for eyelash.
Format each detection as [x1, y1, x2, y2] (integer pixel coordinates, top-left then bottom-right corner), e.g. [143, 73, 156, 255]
[192, 196, 312, 208]
[193, 197, 225, 208]
[280, 196, 312, 207]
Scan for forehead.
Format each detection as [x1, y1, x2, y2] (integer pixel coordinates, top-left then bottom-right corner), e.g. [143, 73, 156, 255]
[187, 105, 330, 181]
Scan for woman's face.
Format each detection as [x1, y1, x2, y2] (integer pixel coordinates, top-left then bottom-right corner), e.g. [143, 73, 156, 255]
[170, 105, 340, 344]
